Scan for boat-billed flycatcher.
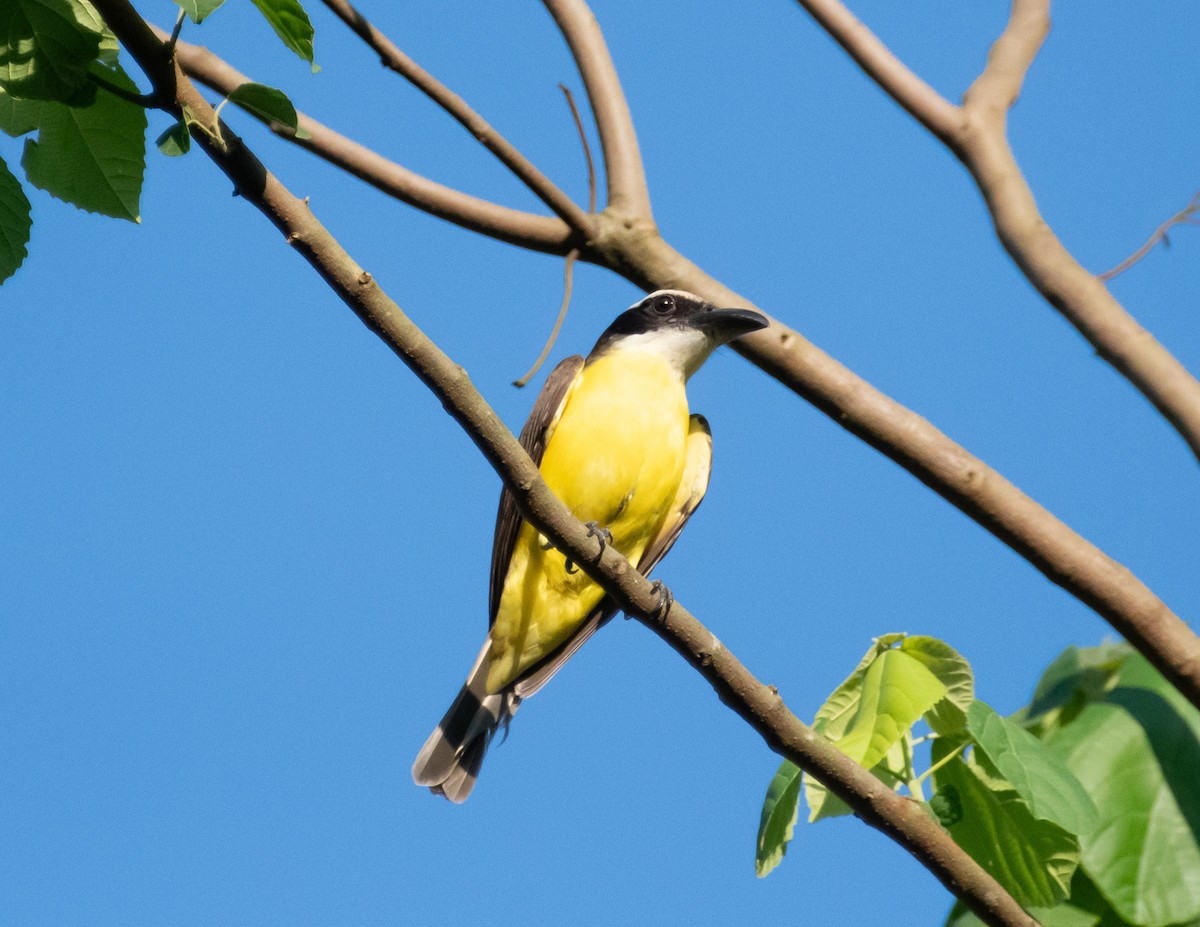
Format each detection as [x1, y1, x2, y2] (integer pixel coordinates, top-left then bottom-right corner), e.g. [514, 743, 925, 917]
[412, 290, 768, 801]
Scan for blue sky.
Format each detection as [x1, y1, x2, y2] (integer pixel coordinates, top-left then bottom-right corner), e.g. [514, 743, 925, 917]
[2, 2, 1198, 925]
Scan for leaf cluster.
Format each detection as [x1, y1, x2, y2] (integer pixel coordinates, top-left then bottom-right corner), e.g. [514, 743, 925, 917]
[0, 0, 315, 284]
[757, 638, 1200, 927]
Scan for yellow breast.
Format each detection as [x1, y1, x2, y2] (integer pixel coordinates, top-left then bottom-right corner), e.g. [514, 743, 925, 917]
[487, 351, 690, 691]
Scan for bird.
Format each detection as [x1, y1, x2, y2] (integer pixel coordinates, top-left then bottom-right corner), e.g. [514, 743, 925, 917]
[412, 289, 768, 801]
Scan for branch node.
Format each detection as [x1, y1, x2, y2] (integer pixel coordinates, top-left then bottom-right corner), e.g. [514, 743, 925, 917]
[357, 271, 373, 286]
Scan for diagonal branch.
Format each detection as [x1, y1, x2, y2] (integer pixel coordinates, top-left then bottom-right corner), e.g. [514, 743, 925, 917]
[794, 0, 1200, 462]
[96, 4, 1038, 923]
[163, 27, 1200, 712]
[159, 31, 574, 254]
[793, 0, 963, 143]
[594, 230, 1200, 714]
[540, 0, 653, 218]
[317, 0, 596, 241]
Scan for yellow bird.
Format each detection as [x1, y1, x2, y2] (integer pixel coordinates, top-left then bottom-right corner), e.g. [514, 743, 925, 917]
[412, 290, 768, 801]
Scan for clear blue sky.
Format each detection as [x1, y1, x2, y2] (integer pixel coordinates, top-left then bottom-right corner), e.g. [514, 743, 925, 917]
[2, 2, 1198, 925]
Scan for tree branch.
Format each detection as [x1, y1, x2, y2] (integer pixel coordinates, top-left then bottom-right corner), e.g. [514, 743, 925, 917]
[589, 229, 1200, 714]
[541, 0, 653, 218]
[316, 0, 596, 241]
[95, 3, 1039, 923]
[794, 0, 1200, 462]
[159, 31, 575, 254]
[161, 24, 1200, 712]
[793, 0, 963, 143]
[961, 0, 1047, 116]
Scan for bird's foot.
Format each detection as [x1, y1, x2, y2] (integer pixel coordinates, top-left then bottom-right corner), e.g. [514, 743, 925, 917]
[586, 522, 613, 558]
[649, 580, 674, 622]
[566, 523, 613, 575]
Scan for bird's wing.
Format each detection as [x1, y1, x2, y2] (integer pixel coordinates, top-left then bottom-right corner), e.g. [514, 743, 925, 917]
[489, 354, 585, 625]
[637, 413, 713, 575]
[512, 414, 713, 699]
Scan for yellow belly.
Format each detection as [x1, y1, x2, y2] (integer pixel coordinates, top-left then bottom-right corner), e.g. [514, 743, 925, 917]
[486, 351, 690, 692]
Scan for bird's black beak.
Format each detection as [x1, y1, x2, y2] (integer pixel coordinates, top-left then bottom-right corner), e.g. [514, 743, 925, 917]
[696, 306, 770, 342]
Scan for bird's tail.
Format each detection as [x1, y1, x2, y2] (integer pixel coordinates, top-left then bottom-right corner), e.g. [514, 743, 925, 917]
[411, 642, 519, 803]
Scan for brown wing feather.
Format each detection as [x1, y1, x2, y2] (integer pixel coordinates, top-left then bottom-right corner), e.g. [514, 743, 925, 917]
[512, 414, 713, 699]
[489, 355, 585, 625]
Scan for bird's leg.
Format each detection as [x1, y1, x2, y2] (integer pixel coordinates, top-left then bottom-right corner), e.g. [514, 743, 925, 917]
[565, 522, 613, 575]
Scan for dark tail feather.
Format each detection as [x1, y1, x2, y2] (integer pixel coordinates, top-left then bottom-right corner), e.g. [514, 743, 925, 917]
[412, 642, 518, 803]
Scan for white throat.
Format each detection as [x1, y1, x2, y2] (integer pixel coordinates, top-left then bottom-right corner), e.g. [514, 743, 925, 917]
[606, 327, 715, 381]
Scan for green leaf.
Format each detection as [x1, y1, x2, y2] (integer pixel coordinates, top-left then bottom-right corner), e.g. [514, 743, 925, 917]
[155, 118, 190, 156]
[0, 0, 101, 101]
[967, 700, 1098, 836]
[833, 649, 946, 770]
[225, 81, 310, 139]
[21, 61, 145, 220]
[173, 0, 228, 24]
[0, 153, 32, 284]
[900, 635, 975, 735]
[755, 760, 801, 877]
[70, 0, 117, 67]
[1024, 642, 1130, 733]
[805, 645, 945, 821]
[812, 633, 907, 739]
[945, 867, 1161, 927]
[1046, 655, 1200, 927]
[0, 83, 42, 135]
[248, 0, 316, 69]
[933, 751, 1080, 908]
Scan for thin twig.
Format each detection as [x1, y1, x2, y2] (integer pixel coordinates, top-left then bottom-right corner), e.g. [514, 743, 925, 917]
[513, 249, 578, 388]
[512, 86, 595, 388]
[95, 6, 1041, 922]
[158, 30, 575, 254]
[1099, 192, 1200, 282]
[541, 0, 652, 217]
[164, 8, 185, 57]
[794, 0, 1200, 462]
[560, 84, 596, 215]
[913, 740, 970, 789]
[317, 0, 595, 241]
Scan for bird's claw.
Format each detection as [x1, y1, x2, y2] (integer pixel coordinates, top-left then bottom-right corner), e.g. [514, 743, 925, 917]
[650, 580, 673, 622]
[567, 522, 613, 575]
[585, 521, 613, 557]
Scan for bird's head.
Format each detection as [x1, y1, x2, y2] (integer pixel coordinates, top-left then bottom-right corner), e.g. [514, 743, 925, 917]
[588, 290, 769, 379]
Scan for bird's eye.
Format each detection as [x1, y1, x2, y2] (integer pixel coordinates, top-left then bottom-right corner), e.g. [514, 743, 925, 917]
[653, 295, 675, 314]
